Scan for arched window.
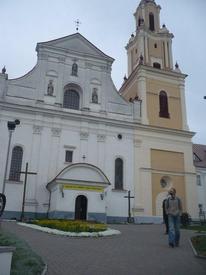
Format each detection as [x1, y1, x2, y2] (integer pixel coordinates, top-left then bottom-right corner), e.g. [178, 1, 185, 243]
[9, 146, 23, 181]
[149, 13, 155, 31]
[63, 89, 80, 110]
[153, 62, 161, 69]
[115, 158, 123, 190]
[159, 91, 170, 118]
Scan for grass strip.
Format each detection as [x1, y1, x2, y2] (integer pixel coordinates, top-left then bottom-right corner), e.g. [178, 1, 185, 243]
[191, 235, 206, 257]
[0, 229, 45, 275]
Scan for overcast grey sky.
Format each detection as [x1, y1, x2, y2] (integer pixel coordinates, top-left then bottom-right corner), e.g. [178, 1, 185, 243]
[0, 0, 205, 144]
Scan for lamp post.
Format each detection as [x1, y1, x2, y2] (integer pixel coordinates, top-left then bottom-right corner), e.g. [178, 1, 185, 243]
[2, 119, 20, 195]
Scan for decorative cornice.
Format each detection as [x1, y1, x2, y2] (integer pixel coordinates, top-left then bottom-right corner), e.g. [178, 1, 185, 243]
[51, 127, 61, 137]
[97, 134, 106, 142]
[33, 125, 43, 135]
[80, 131, 89, 140]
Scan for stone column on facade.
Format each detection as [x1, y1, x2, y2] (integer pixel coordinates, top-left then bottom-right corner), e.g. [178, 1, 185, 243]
[36, 52, 48, 101]
[80, 130, 89, 163]
[133, 139, 144, 212]
[137, 73, 148, 125]
[185, 173, 198, 218]
[139, 33, 145, 62]
[144, 37, 149, 64]
[127, 51, 132, 76]
[55, 57, 66, 106]
[48, 127, 62, 180]
[168, 40, 173, 69]
[26, 125, 43, 212]
[179, 81, 189, 131]
[164, 40, 169, 68]
[97, 133, 106, 171]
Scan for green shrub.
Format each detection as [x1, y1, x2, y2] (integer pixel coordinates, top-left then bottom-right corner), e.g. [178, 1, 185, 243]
[181, 212, 191, 227]
[31, 219, 107, 233]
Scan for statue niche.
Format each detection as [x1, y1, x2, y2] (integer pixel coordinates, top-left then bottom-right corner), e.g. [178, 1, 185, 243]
[71, 62, 78, 76]
[47, 80, 54, 96]
[92, 88, 98, 104]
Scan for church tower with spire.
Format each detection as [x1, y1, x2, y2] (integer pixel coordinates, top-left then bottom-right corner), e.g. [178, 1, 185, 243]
[121, 0, 188, 131]
[120, 0, 198, 222]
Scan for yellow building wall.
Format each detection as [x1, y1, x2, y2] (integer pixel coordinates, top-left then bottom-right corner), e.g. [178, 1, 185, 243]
[148, 39, 164, 59]
[146, 79, 183, 129]
[151, 149, 186, 215]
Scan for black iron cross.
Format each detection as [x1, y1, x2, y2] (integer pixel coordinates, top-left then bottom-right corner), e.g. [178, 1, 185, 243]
[124, 190, 134, 223]
[19, 162, 37, 221]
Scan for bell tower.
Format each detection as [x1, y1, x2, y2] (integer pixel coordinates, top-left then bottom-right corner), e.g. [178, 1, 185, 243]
[120, 0, 188, 131]
[127, 0, 174, 74]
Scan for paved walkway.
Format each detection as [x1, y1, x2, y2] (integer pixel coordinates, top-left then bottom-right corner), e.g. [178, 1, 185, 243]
[1, 221, 206, 275]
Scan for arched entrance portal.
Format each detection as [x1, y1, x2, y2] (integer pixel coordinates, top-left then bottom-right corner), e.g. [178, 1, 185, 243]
[75, 195, 87, 220]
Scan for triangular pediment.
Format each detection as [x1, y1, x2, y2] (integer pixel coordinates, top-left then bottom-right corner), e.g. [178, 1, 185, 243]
[36, 33, 114, 62]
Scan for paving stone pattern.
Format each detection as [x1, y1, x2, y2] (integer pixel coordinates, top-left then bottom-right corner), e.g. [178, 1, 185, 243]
[1, 221, 206, 275]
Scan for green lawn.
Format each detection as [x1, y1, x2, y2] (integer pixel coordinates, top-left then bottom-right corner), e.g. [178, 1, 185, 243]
[182, 225, 206, 232]
[191, 235, 206, 257]
[0, 230, 45, 275]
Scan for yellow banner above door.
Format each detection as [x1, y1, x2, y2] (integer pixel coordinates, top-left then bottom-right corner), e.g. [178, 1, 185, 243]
[63, 184, 104, 192]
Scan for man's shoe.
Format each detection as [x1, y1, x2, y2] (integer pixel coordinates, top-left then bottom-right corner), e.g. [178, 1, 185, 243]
[169, 243, 174, 248]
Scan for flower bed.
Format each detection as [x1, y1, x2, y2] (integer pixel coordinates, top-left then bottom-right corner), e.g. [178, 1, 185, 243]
[30, 219, 107, 233]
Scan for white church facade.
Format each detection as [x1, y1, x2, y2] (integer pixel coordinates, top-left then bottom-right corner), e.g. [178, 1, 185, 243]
[0, 0, 199, 223]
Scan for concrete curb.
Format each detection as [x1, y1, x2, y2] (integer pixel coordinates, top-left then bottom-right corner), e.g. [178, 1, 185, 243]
[189, 236, 206, 259]
[41, 264, 48, 275]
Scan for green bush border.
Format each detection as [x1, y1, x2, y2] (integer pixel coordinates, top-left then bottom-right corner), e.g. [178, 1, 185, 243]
[0, 230, 45, 275]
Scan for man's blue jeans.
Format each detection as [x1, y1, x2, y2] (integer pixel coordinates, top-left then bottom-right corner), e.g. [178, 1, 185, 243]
[168, 215, 180, 245]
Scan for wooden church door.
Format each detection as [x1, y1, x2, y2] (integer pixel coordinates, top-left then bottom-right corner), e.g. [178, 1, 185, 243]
[75, 195, 87, 220]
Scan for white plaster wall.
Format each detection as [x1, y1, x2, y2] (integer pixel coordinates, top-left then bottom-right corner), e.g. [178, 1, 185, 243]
[196, 169, 206, 212]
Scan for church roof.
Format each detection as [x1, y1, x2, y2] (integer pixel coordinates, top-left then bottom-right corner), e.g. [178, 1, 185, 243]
[47, 163, 111, 188]
[193, 144, 206, 168]
[36, 32, 114, 63]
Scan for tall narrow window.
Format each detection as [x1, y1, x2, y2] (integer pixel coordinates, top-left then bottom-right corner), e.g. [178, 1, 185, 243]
[149, 13, 155, 31]
[63, 89, 79, 110]
[65, 150, 73, 163]
[9, 146, 23, 181]
[115, 158, 123, 190]
[159, 91, 169, 118]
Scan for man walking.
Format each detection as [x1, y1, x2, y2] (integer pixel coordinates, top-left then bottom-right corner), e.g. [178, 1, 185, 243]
[162, 197, 169, 234]
[165, 188, 182, 248]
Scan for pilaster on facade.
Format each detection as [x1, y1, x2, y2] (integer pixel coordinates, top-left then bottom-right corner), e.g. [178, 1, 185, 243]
[179, 82, 189, 131]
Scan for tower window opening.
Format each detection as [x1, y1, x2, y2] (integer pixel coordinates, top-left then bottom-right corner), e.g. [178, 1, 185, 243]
[153, 62, 161, 69]
[149, 13, 155, 31]
[159, 91, 170, 118]
[154, 43, 157, 48]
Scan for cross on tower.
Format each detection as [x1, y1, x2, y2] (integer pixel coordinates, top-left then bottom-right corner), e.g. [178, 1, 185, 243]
[18, 162, 37, 221]
[75, 19, 81, 32]
[124, 190, 134, 223]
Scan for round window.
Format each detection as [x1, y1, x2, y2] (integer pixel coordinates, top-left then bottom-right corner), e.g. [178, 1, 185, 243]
[160, 176, 171, 189]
